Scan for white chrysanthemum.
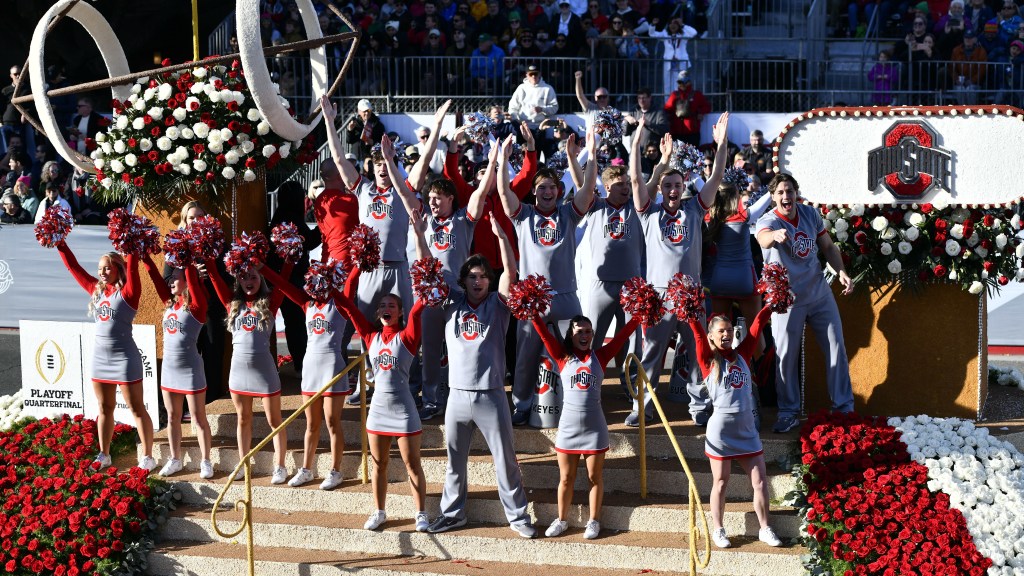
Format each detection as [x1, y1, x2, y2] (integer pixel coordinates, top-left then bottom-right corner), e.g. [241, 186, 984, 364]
[94, 158, 105, 170]
[279, 143, 291, 158]
[132, 117, 145, 130]
[262, 144, 276, 158]
[166, 126, 181, 140]
[219, 128, 232, 141]
[219, 89, 234, 104]
[110, 159, 124, 173]
[192, 67, 207, 78]
[951, 224, 965, 239]
[257, 121, 270, 136]
[887, 259, 902, 274]
[157, 136, 172, 151]
[173, 108, 188, 122]
[232, 91, 245, 105]
[871, 215, 888, 231]
[116, 115, 129, 130]
[880, 242, 893, 256]
[246, 108, 261, 122]
[243, 169, 256, 182]
[224, 150, 240, 165]
[157, 83, 173, 101]
[124, 153, 137, 167]
[208, 141, 224, 154]
[193, 122, 210, 139]
[969, 281, 984, 295]
[240, 140, 255, 154]
[100, 142, 112, 155]
[945, 239, 961, 256]
[904, 226, 920, 242]
[139, 138, 153, 151]
[190, 82, 205, 95]
[898, 241, 912, 255]
[193, 159, 208, 172]
[147, 107, 164, 120]
[222, 166, 236, 180]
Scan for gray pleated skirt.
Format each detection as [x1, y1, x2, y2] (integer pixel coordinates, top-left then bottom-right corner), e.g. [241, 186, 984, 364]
[160, 351, 207, 394]
[555, 406, 609, 454]
[228, 352, 282, 397]
[92, 336, 144, 385]
[366, 389, 422, 436]
[705, 411, 763, 460]
[301, 351, 352, 396]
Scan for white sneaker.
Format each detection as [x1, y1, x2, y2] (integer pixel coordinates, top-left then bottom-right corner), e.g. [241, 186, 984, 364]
[288, 467, 314, 487]
[759, 526, 782, 547]
[415, 512, 430, 532]
[545, 519, 568, 538]
[93, 452, 112, 469]
[138, 455, 157, 472]
[199, 460, 214, 479]
[583, 520, 600, 540]
[712, 527, 731, 548]
[233, 467, 245, 481]
[158, 458, 183, 477]
[271, 466, 288, 485]
[319, 470, 344, 490]
[364, 510, 387, 530]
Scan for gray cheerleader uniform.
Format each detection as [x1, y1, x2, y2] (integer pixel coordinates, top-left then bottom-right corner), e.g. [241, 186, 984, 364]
[161, 303, 206, 394]
[556, 354, 609, 454]
[365, 331, 420, 435]
[707, 208, 758, 299]
[92, 289, 144, 385]
[301, 301, 351, 396]
[355, 178, 415, 320]
[703, 356, 763, 460]
[228, 305, 282, 397]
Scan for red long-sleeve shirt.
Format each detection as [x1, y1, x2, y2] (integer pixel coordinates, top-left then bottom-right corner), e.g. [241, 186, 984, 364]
[688, 305, 772, 379]
[533, 316, 641, 371]
[205, 259, 291, 315]
[142, 258, 209, 323]
[260, 264, 360, 314]
[335, 291, 426, 353]
[57, 243, 141, 307]
[664, 87, 711, 139]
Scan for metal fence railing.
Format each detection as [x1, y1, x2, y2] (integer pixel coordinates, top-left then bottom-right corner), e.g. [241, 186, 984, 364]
[207, 10, 236, 57]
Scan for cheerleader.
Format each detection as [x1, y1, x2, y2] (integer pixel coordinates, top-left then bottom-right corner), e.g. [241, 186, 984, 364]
[206, 257, 291, 483]
[335, 217, 430, 531]
[258, 263, 360, 490]
[534, 313, 642, 540]
[55, 243, 155, 470]
[141, 260, 214, 478]
[686, 304, 782, 548]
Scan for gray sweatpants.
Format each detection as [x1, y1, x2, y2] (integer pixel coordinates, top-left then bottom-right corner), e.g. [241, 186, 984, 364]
[635, 288, 707, 418]
[420, 304, 448, 410]
[512, 292, 582, 414]
[772, 294, 853, 419]
[585, 279, 640, 362]
[439, 387, 531, 526]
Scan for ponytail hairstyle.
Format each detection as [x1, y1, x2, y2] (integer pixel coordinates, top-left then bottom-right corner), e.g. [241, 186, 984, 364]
[88, 252, 127, 317]
[706, 181, 741, 243]
[559, 315, 593, 360]
[164, 268, 193, 312]
[225, 274, 273, 331]
[705, 314, 732, 385]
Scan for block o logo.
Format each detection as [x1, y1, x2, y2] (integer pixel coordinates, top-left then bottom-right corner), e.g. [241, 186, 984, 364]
[0, 260, 12, 295]
[867, 121, 952, 200]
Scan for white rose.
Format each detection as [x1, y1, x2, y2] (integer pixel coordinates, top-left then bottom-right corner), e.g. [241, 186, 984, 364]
[257, 121, 270, 136]
[887, 259, 902, 274]
[208, 90, 221, 103]
[101, 142, 112, 155]
[139, 138, 153, 151]
[262, 144, 277, 158]
[181, 127, 194, 139]
[225, 150, 240, 165]
[130, 83, 141, 94]
[208, 141, 224, 154]
[836, 230, 849, 243]
[279, 143, 291, 158]
[1016, 244, 1024, 258]
[904, 226, 920, 242]
[849, 204, 865, 217]
[143, 87, 156, 101]
[167, 152, 182, 166]
[178, 164, 191, 176]
[826, 209, 839, 221]
[1011, 214, 1021, 230]
[96, 132, 106, 143]
[93, 158, 104, 170]
[996, 233, 1008, 249]
[945, 239, 961, 256]
[243, 169, 257, 182]
[222, 166, 236, 180]
[113, 140, 126, 154]
[220, 128, 233, 141]
[880, 242, 893, 255]
[91, 150, 100, 160]
[967, 232, 980, 247]
[116, 115, 129, 130]
[110, 159, 124, 173]
[232, 91, 245, 105]
[185, 96, 200, 111]
[173, 107, 187, 122]
[147, 107, 164, 120]
[132, 117, 145, 130]
[192, 67, 207, 78]
[871, 216, 888, 231]
[246, 108, 261, 122]
[124, 153, 137, 167]
[898, 241, 912, 255]
[101, 177, 112, 188]
[157, 136, 172, 151]
[950, 269, 958, 280]
[932, 196, 949, 211]
[190, 82, 205, 95]
[193, 123, 210, 138]
[216, 89, 232, 104]
[969, 281, 984, 295]
[193, 159, 208, 172]
[951, 224, 965, 239]
[880, 226, 897, 241]
[240, 140, 255, 154]
[236, 132, 250, 144]
[207, 130, 222, 144]
[157, 82, 173, 101]
[133, 98, 146, 111]
[166, 126, 181, 140]
[834, 218, 849, 232]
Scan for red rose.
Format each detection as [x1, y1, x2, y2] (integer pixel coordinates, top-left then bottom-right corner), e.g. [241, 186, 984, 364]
[227, 101, 239, 111]
[980, 239, 992, 250]
[85, 138, 97, 152]
[934, 232, 947, 243]
[200, 112, 212, 122]
[983, 261, 995, 272]
[205, 172, 215, 182]
[164, 116, 176, 126]
[150, 127, 161, 137]
[161, 58, 172, 66]
[245, 157, 257, 168]
[147, 150, 159, 161]
[934, 219, 948, 230]
[228, 120, 241, 132]
[983, 214, 995, 227]
[127, 138, 137, 148]
[121, 173, 131, 183]
[190, 101, 200, 111]
[232, 59, 241, 69]
[176, 92, 187, 103]
[858, 245, 871, 254]
[854, 231, 868, 245]
[999, 275, 1009, 285]
[98, 116, 111, 127]
[193, 143, 205, 154]
[215, 154, 226, 165]
[240, 123, 252, 134]
[133, 176, 145, 187]
[143, 115, 153, 125]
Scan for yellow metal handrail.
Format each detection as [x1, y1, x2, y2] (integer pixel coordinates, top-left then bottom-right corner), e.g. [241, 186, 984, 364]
[623, 353, 711, 576]
[211, 352, 369, 576]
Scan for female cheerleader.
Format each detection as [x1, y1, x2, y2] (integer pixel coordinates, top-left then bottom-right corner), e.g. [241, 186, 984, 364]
[534, 312, 642, 540]
[141, 260, 214, 478]
[207, 256, 291, 483]
[56, 242, 155, 470]
[686, 305, 782, 548]
[335, 216, 430, 531]
[258, 263, 360, 490]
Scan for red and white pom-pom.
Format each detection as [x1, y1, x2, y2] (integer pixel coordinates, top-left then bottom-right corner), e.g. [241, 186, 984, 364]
[304, 258, 348, 302]
[756, 262, 796, 313]
[410, 257, 450, 307]
[107, 208, 161, 258]
[665, 273, 705, 322]
[224, 231, 270, 277]
[507, 274, 553, 320]
[342, 224, 382, 272]
[271, 222, 304, 264]
[34, 205, 74, 248]
[188, 215, 226, 262]
[620, 276, 665, 327]
[163, 229, 193, 269]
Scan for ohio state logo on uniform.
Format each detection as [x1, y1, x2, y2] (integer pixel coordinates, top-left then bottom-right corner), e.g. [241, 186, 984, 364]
[724, 364, 746, 389]
[97, 301, 113, 322]
[308, 313, 331, 335]
[792, 230, 814, 258]
[662, 216, 686, 243]
[163, 313, 184, 335]
[457, 313, 485, 341]
[867, 121, 952, 199]
[604, 214, 628, 240]
[535, 217, 562, 246]
[537, 357, 557, 394]
[570, 366, 596, 390]
[238, 311, 259, 332]
[367, 194, 393, 220]
[431, 223, 455, 251]
[375, 348, 398, 371]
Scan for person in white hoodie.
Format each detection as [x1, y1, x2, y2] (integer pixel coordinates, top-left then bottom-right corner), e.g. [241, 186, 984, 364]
[649, 17, 700, 98]
[507, 65, 558, 131]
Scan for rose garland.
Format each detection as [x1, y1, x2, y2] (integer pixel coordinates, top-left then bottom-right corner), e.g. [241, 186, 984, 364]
[619, 276, 664, 327]
[507, 274, 553, 320]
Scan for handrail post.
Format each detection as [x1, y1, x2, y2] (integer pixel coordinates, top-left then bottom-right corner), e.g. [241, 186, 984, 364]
[360, 362, 369, 484]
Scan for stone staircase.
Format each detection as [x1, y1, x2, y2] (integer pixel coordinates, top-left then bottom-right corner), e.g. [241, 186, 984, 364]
[142, 369, 807, 576]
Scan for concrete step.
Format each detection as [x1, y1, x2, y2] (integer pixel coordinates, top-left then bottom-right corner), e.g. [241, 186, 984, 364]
[159, 507, 804, 575]
[149, 437, 799, 501]
[167, 473, 802, 538]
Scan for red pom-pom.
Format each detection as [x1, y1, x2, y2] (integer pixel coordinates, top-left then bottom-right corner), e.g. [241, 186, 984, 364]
[620, 277, 665, 327]
[34, 205, 74, 248]
[342, 224, 382, 272]
[224, 231, 269, 277]
[665, 273, 705, 322]
[188, 215, 225, 262]
[756, 262, 796, 313]
[507, 274, 553, 320]
[410, 257, 450, 307]
[271, 222, 303, 264]
[304, 258, 348, 302]
[107, 208, 161, 258]
[163, 229, 193, 269]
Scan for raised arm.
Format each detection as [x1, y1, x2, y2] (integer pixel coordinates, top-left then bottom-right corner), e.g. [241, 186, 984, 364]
[686, 316, 715, 379]
[267, 261, 294, 312]
[321, 94, 361, 190]
[443, 126, 474, 203]
[410, 208, 432, 260]
[335, 265, 361, 306]
[531, 317, 566, 370]
[491, 212, 516, 299]
[510, 124, 538, 199]
[141, 255, 173, 303]
[698, 112, 731, 208]
[630, 117, 651, 211]
[400, 299, 427, 352]
[645, 132, 673, 200]
[205, 258, 234, 307]
[736, 304, 772, 361]
[56, 242, 98, 294]
[572, 128, 599, 213]
[408, 99, 453, 192]
[120, 254, 142, 308]
[380, 134, 421, 216]
[495, 135, 521, 217]
[468, 145, 499, 221]
[259, 263, 310, 307]
[334, 284, 375, 343]
[574, 71, 593, 112]
[565, 133, 585, 194]
[596, 316, 642, 368]
[185, 263, 208, 323]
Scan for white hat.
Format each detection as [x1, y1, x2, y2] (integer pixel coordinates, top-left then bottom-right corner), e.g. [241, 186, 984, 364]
[357, 99, 372, 112]
[386, 20, 399, 30]
[414, 125, 430, 136]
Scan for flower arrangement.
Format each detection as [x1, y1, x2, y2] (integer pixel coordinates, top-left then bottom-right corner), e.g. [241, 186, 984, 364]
[988, 364, 1024, 392]
[0, 391, 28, 432]
[0, 414, 180, 575]
[88, 58, 317, 210]
[785, 411, 991, 576]
[891, 415, 1024, 574]
[821, 202, 1023, 294]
